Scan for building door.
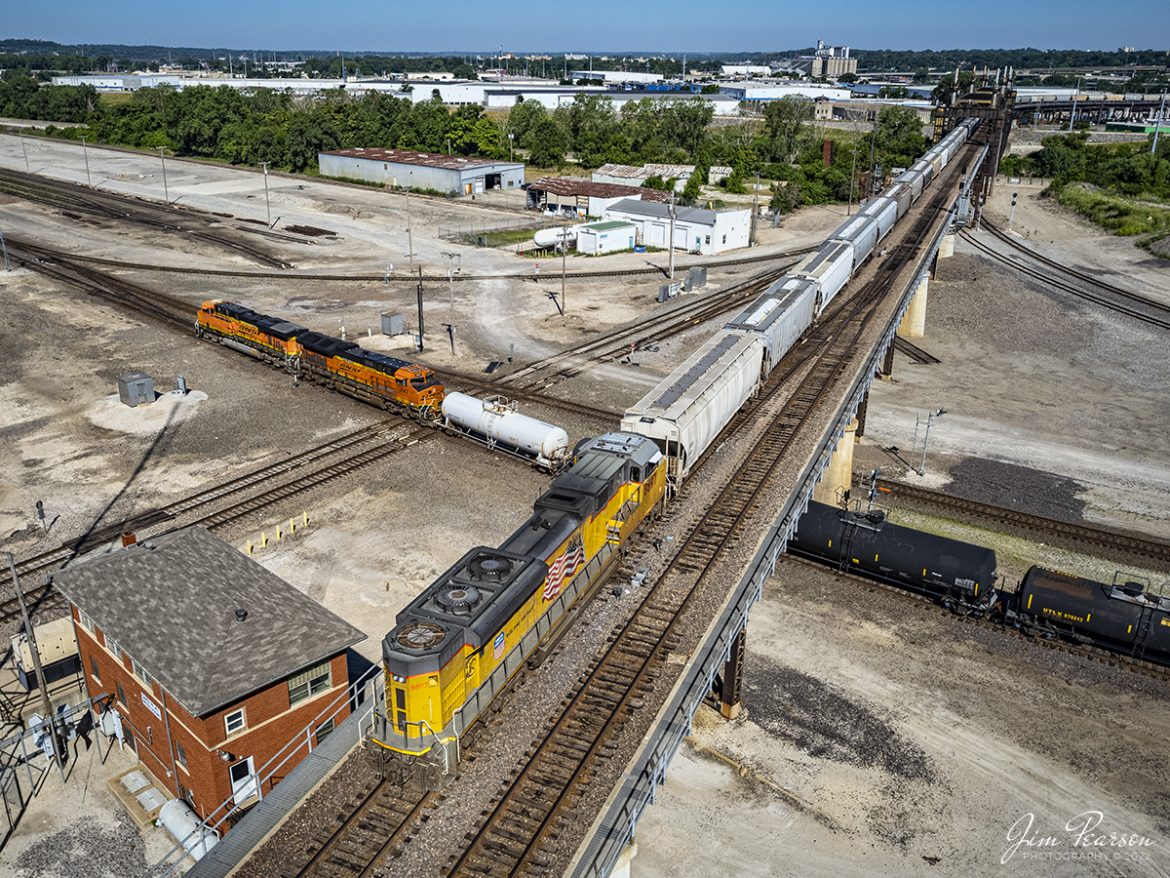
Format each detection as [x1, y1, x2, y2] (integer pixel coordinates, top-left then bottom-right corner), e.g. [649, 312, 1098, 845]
[647, 223, 666, 247]
[229, 757, 258, 804]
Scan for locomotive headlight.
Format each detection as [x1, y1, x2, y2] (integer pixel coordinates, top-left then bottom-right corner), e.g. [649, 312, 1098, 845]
[392, 674, 406, 683]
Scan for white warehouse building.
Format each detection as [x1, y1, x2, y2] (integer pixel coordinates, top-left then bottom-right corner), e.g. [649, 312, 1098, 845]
[317, 148, 524, 195]
[602, 199, 751, 255]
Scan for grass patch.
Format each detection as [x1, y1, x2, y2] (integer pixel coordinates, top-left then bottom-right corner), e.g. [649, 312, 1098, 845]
[98, 93, 133, 106]
[1056, 183, 1170, 237]
[481, 227, 545, 246]
[319, 174, 386, 189]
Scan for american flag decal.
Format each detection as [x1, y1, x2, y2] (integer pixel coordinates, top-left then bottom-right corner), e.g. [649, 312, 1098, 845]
[543, 538, 585, 601]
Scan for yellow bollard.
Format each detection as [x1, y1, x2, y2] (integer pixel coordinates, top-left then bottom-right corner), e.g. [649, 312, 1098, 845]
[246, 541, 253, 555]
[261, 531, 268, 547]
[289, 518, 296, 534]
[302, 510, 309, 527]
[276, 525, 282, 541]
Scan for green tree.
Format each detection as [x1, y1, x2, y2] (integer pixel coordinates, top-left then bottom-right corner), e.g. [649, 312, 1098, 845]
[507, 98, 547, 148]
[762, 97, 814, 164]
[527, 116, 568, 167]
[680, 167, 704, 206]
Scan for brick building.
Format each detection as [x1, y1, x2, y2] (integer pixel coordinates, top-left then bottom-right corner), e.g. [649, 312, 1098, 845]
[56, 527, 365, 824]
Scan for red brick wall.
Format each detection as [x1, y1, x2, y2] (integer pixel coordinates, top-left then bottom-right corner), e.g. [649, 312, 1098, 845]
[72, 608, 352, 826]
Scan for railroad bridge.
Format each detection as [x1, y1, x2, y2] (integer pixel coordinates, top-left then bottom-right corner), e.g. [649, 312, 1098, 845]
[185, 83, 1003, 878]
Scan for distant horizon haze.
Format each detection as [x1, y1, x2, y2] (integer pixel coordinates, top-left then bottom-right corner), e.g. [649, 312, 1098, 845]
[4, 0, 1168, 55]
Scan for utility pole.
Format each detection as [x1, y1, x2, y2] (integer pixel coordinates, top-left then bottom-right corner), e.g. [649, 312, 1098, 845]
[416, 266, 425, 351]
[80, 136, 92, 188]
[668, 196, 677, 279]
[560, 228, 568, 315]
[1068, 77, 1082, 132]
[259, 161, 271, 226]
[7, 553, 65, 783]
[751, 170, 760, 246]
[157, 147, 169, 204]
[18, 129, 29, 172]
[1153, 90, 1167, 155]
[918, 409, 946, 476]
[406, 194, 414, 266]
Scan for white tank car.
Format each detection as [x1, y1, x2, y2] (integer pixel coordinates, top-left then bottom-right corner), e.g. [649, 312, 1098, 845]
[441, 392, 570, 470]
[533, 226, 578, 249]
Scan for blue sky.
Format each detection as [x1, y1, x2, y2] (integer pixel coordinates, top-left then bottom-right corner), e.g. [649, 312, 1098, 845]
[5, 0, 1168, 53]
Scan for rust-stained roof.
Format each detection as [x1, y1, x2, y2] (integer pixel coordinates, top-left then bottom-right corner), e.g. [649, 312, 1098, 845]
[529, 176, 672, 203]
[321, 148, 522, 171]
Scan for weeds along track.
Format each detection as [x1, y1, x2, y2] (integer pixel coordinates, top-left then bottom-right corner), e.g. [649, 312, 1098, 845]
[962, 222, 1170, 330]
[0, 167, 292, 268]
[1, 425, 432, 625]
[870, 478, 1170, 570]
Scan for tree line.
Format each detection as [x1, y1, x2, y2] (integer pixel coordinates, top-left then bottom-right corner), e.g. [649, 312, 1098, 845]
[2, 70, 929, 211]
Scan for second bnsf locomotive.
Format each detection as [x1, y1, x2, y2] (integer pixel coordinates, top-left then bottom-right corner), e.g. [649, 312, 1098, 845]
[196, 299, 444, 419]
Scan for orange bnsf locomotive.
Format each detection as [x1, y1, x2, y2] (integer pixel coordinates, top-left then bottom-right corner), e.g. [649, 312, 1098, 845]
[371, 432, 666, 757]
[196, 300, 444, 419]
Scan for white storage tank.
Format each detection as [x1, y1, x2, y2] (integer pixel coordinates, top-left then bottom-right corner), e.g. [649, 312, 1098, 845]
[158, 799, 219, 862]
[533, 226, 577, 249]
[442, 392, 569, 469]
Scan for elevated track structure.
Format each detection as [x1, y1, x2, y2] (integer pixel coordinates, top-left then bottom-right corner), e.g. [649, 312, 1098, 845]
[188, 110, 992, 878]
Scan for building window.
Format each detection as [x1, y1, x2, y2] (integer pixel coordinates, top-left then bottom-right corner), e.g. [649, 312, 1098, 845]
[89, 656, 101, 682]
[315, 718, 335, 746]
[77, 610, 95, 634]
[116, 682, 127, 707]
[224, 708, 246, 736]
[132, 658, 155, 690]
[107, 637, 123, 662]
[287, 661, 332, 706]
[176, 742, 188, 769]
[705, 235, 711, 245]
[722, 235, 727, 244]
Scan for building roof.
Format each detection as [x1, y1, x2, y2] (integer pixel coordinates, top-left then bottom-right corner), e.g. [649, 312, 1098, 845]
[320, 148, 522, 171]
[56, 527, 366, 717]
[528, 176, 671, 203]
[605, 198, 718, 225]
[583, 220, 636, 231]
[594, 162, 695, 181]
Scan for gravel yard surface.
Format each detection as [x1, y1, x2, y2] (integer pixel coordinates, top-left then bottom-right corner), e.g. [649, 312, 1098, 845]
[859, 238, 1170, 538]
[634, 558, 1170, 878]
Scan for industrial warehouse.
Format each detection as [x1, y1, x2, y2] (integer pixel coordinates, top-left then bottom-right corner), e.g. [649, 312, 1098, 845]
[317, 148, 525, 194]
[1, 21, 1169, 878]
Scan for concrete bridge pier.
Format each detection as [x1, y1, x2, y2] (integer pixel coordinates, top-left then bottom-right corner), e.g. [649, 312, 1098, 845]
[718, 629, 746, 720]
[607, 841, 638, 878]
[898, 275, 930, 339]
[855, 391, 868, 442]
[812, 418, 858, 506]
[938, 232, 955, 259]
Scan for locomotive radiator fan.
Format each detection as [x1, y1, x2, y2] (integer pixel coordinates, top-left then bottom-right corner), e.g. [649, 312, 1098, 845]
[396, 621, 446, 650]
[435, 585, 483, 615]
[468, 554, 514, 581]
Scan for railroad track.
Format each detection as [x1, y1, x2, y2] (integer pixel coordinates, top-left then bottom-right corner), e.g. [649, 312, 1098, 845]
[497, 266, 793, 392]
[292, 777, 434, 878]
[442, 147, 969, 878]
[2, 425, 432, 625]
[961, 224, 1170, 330]
[870, 478, 1170, 568]
[0, 167, 292, 269]
[7, 236, 196, 329]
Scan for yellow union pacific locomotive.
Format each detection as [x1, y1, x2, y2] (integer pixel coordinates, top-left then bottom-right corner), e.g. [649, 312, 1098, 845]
[196, 299, 444, 418]
[372, 432, 666, 756]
